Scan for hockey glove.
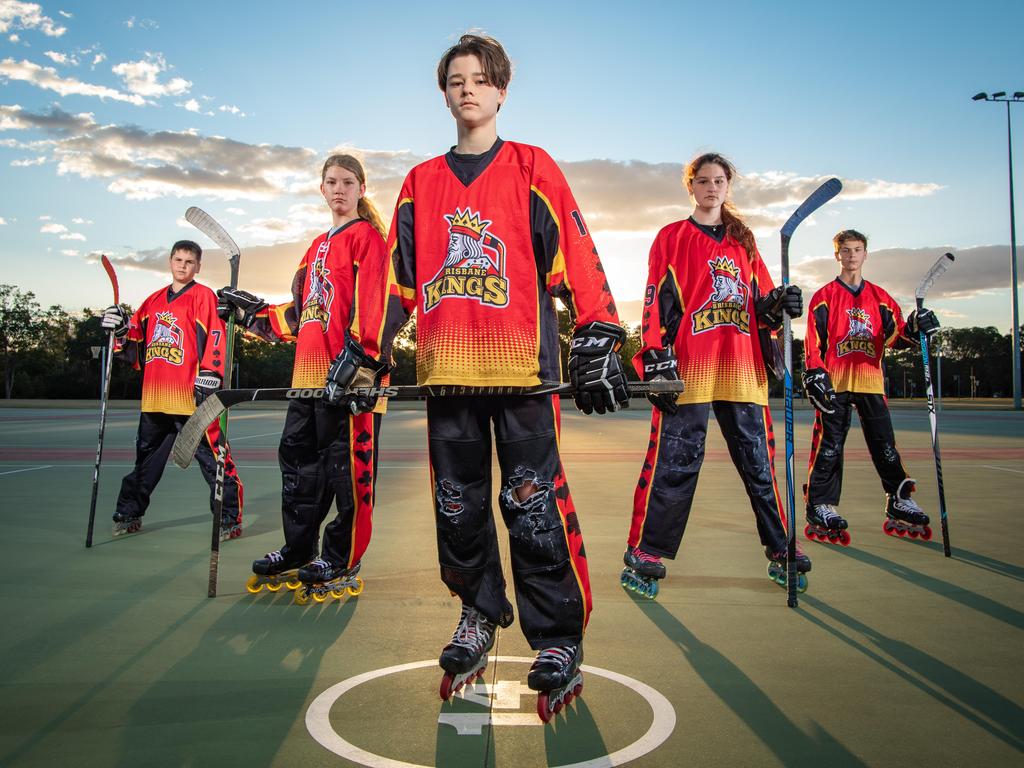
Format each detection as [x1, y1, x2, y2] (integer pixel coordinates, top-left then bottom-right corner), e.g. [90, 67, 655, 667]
[907, 307, 940, 339]
[216, 286, 267, 328]
[641, 347, 680, 415]
[325, 336, 390, 414]
[802, 367, 837, 415]
[101, 305, 130, 339]
[568, 321, 630, 415]
[755, 285, 803, 330]
[194, 369, 222, 406]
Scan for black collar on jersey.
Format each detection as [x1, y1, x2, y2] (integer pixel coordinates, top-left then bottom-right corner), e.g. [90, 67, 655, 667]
[166, 281, 197, 302]
[834, 276, 865, 297]
[445, 138, 505, 187]
[327, 218, 365, 240]
[688, 216, 726, 243]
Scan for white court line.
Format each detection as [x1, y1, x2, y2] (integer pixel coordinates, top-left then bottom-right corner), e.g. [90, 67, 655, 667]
[982, 465, 1024, 475]
[0, 465, 53, 476]
[229, 431, 284, 441]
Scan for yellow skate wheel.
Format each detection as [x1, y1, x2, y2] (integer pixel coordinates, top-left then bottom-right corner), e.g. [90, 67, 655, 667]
[245, 575, 264, 594]
[347, 576, 365, 597]
[312, 591, 328, 603]
[285, 577, 302, 590]
[294, 589, 310, 605]
[329, 588, 347, 600]
[266, 580, 283, 593]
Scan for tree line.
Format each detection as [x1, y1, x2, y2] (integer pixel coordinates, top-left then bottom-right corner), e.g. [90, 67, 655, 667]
[1, 283, 1021, 401]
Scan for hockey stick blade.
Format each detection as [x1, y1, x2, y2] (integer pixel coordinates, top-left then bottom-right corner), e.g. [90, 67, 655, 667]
[185, 206, 240, 261]
[916, 253, 955, 300]
[101, 254, 119, 305]
[780, 178, 843, 238]
[171, 380, 686, 469]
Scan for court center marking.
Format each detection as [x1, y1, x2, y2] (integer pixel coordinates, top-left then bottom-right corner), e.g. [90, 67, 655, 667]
[981, 465, 1024, 475]
[0, 465, 53, 476]
[306, 656, 676, 768]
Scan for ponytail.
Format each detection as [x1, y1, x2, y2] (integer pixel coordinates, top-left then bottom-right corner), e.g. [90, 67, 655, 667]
[357, 196, 387, 239]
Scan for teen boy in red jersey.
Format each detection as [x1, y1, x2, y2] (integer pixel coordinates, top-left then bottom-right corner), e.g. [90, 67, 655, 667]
[101, 240, 243, 538]
[332, 33, 629, 718]
[802, 229, 940, 543]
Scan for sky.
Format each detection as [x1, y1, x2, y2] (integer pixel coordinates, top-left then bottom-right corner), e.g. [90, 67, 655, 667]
[1, 0, 1023, 337]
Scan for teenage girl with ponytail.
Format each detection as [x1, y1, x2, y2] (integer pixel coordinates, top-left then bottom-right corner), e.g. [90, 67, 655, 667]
[620, 152, 809, 598]
[218, 154, 392, 599]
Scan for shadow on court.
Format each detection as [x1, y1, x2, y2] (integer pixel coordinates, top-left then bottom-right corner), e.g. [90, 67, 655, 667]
[630, 594, 867, 768]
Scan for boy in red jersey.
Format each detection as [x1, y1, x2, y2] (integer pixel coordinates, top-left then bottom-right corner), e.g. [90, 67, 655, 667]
[334, 33, 628, 719]
[802, 229, 940, 543]
[100, 240, 243, 538]
[216, 154, 391, 600]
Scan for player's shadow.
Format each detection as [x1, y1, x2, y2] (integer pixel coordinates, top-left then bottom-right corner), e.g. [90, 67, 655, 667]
[630, 594, 867, 768]
[830, 546, 1024, 630]
[799, 595, 1024, 752]
[89, 513, 211, 544]
[917, 541, 1024, 583]
[111, 595, 358, 767]
[544, 697, 609, 766]
[435, 687, 498, 768]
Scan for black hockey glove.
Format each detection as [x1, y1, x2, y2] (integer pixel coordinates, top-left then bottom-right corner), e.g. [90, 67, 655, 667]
[194, 369, 222, 406]
[568, 321, 630, 415]
[100, 305, 130, 339]
[324, 336, 390, 414]
[216, 286, 267, 328]
[802, 367, 837, 415]
[755, 285, 803, 330]
[641, 347, 680, 415]
[907, 307, 940, 339]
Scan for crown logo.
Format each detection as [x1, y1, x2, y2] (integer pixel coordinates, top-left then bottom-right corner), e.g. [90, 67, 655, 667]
[709, 256, 740, 278]
[445, 207, 490, 239]
[155, 311, 176, 325]
[849, 308, 870, 323]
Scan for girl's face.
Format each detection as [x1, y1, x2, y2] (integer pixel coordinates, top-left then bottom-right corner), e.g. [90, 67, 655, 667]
[688, 163, 730, 209]
[321, 165, 364, 218]
[444, 54, 506, 128]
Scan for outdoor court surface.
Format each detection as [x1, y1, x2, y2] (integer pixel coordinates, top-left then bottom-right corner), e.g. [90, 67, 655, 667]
[0, 399, 1021, 768]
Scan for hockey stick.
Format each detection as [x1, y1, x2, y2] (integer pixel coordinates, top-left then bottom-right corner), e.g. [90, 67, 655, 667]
[172, 379, 687, 470]
[86, 255, 119, 548]
[916, 252, 955, 557]
[780, 177, 843, 607]
[186, 206, 240, 598]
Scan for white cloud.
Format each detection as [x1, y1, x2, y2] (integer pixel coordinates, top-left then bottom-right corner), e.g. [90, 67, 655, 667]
[43, 50, 67, 64]
[0, 2, 67, 37]
[40, 222, 66, 233]
[0, 58, 147, 104]
[8, 33, 17, 42]
[61, 248, 79, 256]
[0, 216, 7, 225]
[37, 214, 50, 220]
[59, 231, 85, 240]
[236, 203, 326, 246]
[226, 207, 245, 215]
[123, 16, 157, 31]
[71, 216, 92, 224]
[10, 155, 45, 165]
[176, 97, 212, 116]
[112, 53, 190, 97]
[218, 104, 246, 117]
[58, 10, 72, 19]
[91, 52, 105, 67]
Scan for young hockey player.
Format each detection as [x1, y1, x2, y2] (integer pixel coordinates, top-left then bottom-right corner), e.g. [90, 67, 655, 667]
[802, 229, 940, 543]
[332, 34, 628, 721]
[100, 240, 244, 538]
[216, 154, 391, 601]
[622, 152, 808, 598]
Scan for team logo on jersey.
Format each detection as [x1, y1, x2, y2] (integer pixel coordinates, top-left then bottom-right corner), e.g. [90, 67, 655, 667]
[836, 308, 877, 358]
[423, 208, 510, 313]
[299, 241, 334, 329]
[691, 256, 750, 334]
[146, 311, 185, 366]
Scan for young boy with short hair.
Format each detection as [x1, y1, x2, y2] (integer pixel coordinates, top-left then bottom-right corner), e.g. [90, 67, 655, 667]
[802, 229, 940, 544]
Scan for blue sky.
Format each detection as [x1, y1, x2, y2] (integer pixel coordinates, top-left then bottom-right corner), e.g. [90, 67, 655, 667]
[1, 0, 1022, 335]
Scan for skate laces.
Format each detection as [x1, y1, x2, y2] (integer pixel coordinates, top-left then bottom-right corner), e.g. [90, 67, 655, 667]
[308, 557, 330, 571]
[534, 645, 577, 670]
[450, 606, 495, 652]
[632, 547, 662, 564]
[265, 550, 285, 564]
[893, 496, 924, 514]
[813, 504, 842, 524]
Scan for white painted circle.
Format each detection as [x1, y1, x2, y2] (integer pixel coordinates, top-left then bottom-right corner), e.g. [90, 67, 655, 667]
[306, 655, 676, 768]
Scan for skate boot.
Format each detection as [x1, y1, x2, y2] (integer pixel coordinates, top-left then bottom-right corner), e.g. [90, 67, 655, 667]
[246, 549, 308, 594]
[883, 478, 932, 540]
[439, 605, 496, 700]
[218, 514, 243, 543]
[529, 644, 584, 723]
[294, 558, 364, 604]
[804, 503, 850, 546]
[765, 544, 811, 593]
[620, 546, 667, 599]
[112, 511, 142, 537]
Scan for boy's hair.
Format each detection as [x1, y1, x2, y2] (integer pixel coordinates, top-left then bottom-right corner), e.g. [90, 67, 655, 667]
[171, 239, 202, 262]
[436, 33, 512, 91]
[833, 229, 868, 253]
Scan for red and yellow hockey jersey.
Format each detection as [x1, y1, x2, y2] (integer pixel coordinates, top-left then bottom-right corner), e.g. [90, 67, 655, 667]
[381, 140, 619, 385]
[805, 278, 916, 394]
[248, 219, 390, 388]
[122, 282, 226, 415]
[635, 219, 775, 405]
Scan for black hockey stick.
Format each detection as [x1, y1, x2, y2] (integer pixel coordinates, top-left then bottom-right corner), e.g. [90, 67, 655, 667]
[916, 252, 955, 557]
[172, 379, 686, 470]
[86, 255, 119, 548]
[780, 177, 843, 607]
[185, 206, 240, 598]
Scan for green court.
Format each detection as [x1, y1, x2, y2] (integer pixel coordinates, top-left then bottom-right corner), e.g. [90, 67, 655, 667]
[1, 399, 1022, 767]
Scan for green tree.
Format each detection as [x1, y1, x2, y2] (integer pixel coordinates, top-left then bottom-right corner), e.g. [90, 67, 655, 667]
[0, 285, 45, 398]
